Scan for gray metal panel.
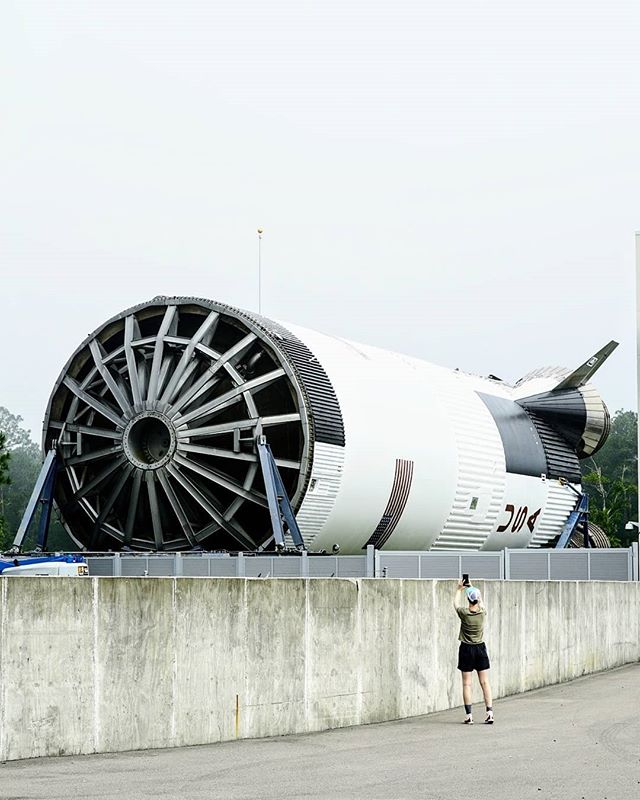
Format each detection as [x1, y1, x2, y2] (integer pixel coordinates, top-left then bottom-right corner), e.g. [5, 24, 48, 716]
[181, 557, 211, 577]
[419, 554, 460, 579]
[508, 551, 549, 580]
[308, 557, 339, 577]
[244, 557, 277, 577]
[379, 555, 419, 578]
[121, 557, 149, 576]
[460, 554, 502, 580]
[588, 550, 631, 581]
[147, 558, 175, 577]
[549, 551, 589, 580]
[271, 557, 303, 577]
[208, 558, 240, 577]
[336, 556, 367, 577]
[86, 557, 114, 576]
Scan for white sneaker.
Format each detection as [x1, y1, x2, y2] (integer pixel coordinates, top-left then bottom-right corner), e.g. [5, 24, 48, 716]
[484, 710, 494, 724]
[463, 714, 473, 725]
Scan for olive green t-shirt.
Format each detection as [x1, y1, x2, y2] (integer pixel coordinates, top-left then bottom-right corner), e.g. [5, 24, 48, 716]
[456, 607, 486, 644]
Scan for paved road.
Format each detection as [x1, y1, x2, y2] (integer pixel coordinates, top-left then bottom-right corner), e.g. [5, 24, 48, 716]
[1, 664, 638, 800]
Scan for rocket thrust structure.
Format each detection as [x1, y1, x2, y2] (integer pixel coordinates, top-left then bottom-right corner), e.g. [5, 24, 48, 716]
[43, 297, 616, 552]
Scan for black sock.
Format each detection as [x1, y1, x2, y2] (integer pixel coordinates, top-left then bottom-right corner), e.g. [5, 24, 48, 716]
[486, 706, 492, 712]
[465, 704, 472, 715]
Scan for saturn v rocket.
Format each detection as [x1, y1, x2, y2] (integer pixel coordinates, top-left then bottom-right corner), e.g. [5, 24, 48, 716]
[42, 297, 616, 553]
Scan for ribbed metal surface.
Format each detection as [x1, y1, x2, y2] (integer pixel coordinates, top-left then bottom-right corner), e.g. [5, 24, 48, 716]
[335, 556, 368, 577]
[243, 314, 345, 448]
[460, 554, 503, 579]
[549, 551, 589, 580]
[379, 555, 420, 578]
[293, 442, 345, 548]
[419, 554, 461, 577]
[433, 379, 506, 550]
[181, 557, 210, 576]
[85, 558, 113, 576]
[508, 551, 549, 579]
[84, 549, 633, 580]
[514, 366, 569, 385]
[528, 480, 577, 547]
[525, 411, 582, 483]
[589, 550, 630, 580]
[206, 559, 239, 577]
[517, 389, 586, 449]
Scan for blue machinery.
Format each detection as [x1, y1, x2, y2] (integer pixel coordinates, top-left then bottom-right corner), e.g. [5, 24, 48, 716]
[256, 436, 305, 551]
[9, 437, 306, 554]
[555, 482, 590, 549]
[0, 554, 87, 574]
[10, 448, 59, 554]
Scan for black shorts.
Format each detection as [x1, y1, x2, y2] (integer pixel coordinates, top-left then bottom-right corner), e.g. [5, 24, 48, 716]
[457, 642, 490, 672]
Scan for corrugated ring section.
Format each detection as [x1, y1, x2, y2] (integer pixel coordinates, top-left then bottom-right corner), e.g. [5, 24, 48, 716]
[522, 411, 582, 484]
[239, 313, 346, 448]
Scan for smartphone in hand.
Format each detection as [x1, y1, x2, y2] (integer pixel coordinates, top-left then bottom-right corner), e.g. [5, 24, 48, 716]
[462, 573, 470, 587]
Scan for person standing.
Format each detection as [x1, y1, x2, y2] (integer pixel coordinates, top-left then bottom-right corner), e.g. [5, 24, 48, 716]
[453, 580, 494, 724]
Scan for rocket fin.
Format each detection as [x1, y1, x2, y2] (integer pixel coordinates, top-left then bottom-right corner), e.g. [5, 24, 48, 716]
[551, 341, 618, 392]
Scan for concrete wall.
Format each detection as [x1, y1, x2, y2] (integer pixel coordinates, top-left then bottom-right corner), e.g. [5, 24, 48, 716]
[0, 577, 638, 761]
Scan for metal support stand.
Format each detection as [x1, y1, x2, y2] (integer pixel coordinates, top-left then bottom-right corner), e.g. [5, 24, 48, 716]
[555, 490, 589, 549]
[10, 449, 58, 554]
[256, 435, 305, 552]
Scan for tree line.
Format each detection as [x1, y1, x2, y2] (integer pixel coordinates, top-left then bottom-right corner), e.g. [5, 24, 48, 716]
[0, 404, 638, 551]
[0, 407, 73, 551]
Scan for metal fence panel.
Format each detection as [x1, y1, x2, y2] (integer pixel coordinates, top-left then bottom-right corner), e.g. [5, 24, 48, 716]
[507, 551, 549, 580]
[336, 556, 367, 578]
[244, 557, 279, 578]
[270, 557, 304, 577]
[82, 546, 637, 582]
[588, 550, 631, 581]
[460, 554, 502, 580]
[549, 551, 589, 581]
[419, 554, 460, 579]
[86, 557, 114, 576]
[147, 558, 175, 577]
[379, 554, 420, 579]
[308, 557, 339, 577]
[208, 557, 239, 577]
[121, 557, 149, 576]
[181, 557, 211, 577]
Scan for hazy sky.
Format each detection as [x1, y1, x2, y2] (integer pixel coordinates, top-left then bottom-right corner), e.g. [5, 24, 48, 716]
[2, 1, 639, 443]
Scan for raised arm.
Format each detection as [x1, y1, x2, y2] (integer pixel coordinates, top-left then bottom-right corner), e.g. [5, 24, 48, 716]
[453, 580, 466, 610]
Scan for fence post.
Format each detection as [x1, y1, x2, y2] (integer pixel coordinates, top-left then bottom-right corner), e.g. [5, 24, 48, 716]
[175, 552, 183, 577]
[236, 552, 245, 577]
[502, 549, 508, 580]
[113, 552, 121, 577]
[366, 545, 375, 578]
[374, 548, 381, 579]
[301, 550, 309, 578]
[631, 542, 638, 581]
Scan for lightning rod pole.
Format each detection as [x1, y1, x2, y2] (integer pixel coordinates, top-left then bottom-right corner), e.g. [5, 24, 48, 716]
[257, 227, 263, 314]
